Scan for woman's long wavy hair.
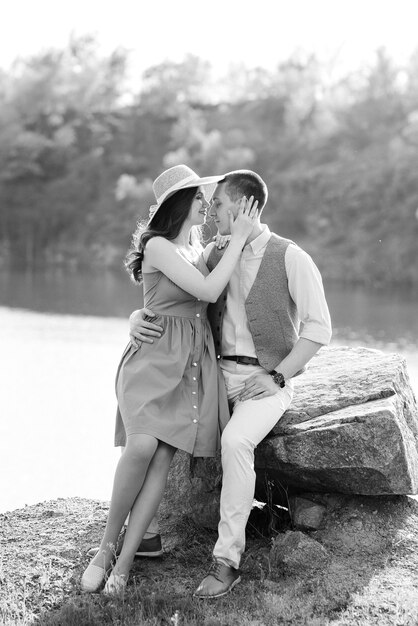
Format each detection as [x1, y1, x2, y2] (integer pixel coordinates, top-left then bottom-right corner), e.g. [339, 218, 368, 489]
[125, 186, 203, 283]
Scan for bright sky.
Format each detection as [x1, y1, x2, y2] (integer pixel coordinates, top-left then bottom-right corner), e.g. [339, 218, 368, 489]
[1, 0, 417, 80]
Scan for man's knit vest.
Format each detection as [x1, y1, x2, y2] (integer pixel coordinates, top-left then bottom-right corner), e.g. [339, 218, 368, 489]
[206, 233, 303, 374]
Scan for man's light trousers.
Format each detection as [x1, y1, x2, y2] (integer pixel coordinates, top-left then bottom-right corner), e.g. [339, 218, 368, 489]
[213, 361, 294, 570]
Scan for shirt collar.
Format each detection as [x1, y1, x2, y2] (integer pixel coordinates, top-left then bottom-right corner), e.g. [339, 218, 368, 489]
[246, 224, 271, 255]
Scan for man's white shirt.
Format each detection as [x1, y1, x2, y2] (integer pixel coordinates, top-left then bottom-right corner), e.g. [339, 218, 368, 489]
[204, 224, 332, 357]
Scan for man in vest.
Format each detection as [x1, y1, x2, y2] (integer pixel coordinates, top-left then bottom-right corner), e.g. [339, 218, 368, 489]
[129, 169, 332, 598]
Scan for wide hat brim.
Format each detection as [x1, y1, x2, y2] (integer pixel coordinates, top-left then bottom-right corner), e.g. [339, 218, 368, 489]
[149, 173, 224, 222]
[159, 174, 224, 204]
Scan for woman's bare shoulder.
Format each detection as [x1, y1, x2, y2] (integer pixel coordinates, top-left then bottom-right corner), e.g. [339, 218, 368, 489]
[145, 236, 169, 249]
[143, 237, 175, 272]
[145, 236, 173, 256]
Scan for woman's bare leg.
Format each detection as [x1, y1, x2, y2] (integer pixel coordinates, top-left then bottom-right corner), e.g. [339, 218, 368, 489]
[90, 434, 158, 572]
[121, 445, 160, 539]
[111, 442, 176, 577]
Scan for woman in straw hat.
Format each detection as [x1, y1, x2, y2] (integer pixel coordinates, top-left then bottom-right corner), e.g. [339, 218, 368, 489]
[81, 164, 258, 594]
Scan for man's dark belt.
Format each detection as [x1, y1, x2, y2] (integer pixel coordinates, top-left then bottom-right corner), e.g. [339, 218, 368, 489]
[222, 355, 260, 366]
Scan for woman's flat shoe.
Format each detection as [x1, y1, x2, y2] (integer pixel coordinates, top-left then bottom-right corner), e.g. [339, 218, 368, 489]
[103, 572, 128, 595]
[80, 562, 106, 593]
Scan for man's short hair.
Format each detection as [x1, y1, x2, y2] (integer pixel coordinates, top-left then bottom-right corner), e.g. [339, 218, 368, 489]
[223, 170, 268, 212]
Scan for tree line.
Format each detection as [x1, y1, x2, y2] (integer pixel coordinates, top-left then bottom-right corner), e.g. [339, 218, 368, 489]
[0, 35, 417, 287]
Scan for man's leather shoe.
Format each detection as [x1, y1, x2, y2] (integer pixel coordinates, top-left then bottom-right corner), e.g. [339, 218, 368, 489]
[135, 534, 163, 557]
[193, 559, 241, 598]
[87, 532, 163, 558]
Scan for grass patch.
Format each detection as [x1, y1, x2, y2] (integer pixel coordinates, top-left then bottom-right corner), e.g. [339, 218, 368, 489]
[1, 496, 418, 625]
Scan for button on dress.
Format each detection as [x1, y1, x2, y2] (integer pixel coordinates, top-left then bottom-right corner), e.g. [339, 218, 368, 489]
[114, 256, 229, 457]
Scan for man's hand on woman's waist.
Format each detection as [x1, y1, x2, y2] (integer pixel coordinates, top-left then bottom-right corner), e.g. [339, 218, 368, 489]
[129, 308, 163, 347]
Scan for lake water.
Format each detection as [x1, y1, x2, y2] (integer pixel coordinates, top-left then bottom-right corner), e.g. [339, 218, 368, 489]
[1, 268, 417, 514]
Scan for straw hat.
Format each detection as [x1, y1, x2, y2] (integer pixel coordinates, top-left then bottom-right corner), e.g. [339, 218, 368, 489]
[149, 164, 224, 221]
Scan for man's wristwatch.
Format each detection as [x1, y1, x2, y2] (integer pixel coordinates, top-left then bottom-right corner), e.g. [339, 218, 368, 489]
[270, 371, 286, 388]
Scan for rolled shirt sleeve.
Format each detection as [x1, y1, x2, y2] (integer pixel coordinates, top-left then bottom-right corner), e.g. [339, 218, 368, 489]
[285, 244, 332, 346]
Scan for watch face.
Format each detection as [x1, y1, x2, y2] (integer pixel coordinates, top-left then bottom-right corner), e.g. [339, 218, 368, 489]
[272, 372, 285, 387]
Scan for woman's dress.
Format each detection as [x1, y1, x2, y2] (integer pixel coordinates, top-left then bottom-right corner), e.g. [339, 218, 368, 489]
[114, 256, 229, 456]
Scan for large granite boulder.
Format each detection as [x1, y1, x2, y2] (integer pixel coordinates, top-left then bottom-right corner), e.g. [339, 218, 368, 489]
[163, 346, 418, 528]
[256, 346, 418, 495]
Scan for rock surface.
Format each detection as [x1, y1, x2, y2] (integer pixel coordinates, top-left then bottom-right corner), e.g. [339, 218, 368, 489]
[256, 346, 418, 495]
[288, 495, 327, 530]
[164, 346, 418, 528]
[269, 530, 330, 575]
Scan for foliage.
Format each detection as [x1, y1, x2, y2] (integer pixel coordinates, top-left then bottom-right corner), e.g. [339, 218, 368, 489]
[0, 38, 417, 286]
